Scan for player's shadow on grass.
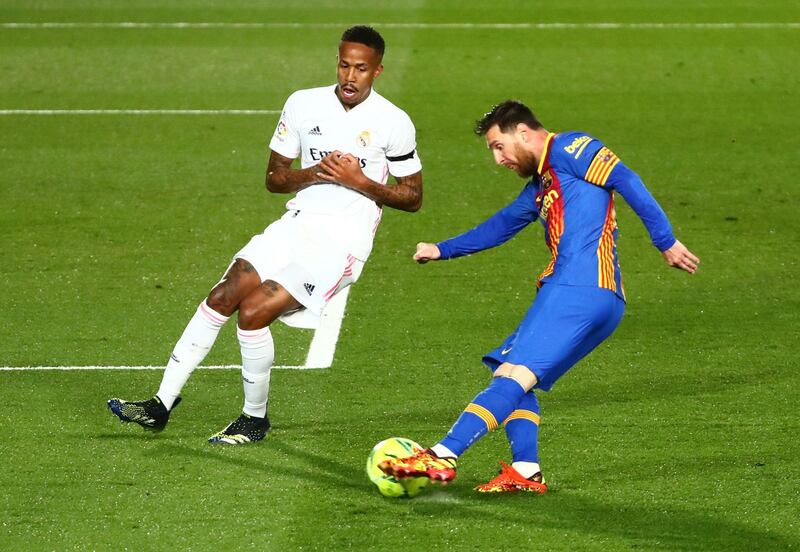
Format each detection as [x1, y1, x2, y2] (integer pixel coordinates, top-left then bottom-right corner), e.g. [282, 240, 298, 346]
[413, 490, 796, 551]
[158, 438, 365, 492]
[155, 441, 795, 551]
[95, 430, 166, 441]
[97, 424, 794, 551]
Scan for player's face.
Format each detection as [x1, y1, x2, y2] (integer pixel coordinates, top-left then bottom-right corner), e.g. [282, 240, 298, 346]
[336, 41, 384, 109]
[485, 125, 538, 178]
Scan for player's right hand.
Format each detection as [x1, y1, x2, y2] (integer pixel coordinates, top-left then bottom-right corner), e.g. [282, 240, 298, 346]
[413, 242, 441, 264]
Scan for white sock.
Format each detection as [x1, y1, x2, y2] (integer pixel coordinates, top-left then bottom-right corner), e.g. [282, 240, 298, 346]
[156, 301, 229, 410]
[238, 326, 274, 418]
[431, 443, 458, 459]
[512, 461, 541, 479]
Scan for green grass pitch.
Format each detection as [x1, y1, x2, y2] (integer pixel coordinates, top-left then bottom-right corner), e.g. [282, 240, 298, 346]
[1, 1, 799, 550]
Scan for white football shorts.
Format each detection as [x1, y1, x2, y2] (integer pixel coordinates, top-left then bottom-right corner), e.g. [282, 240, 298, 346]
[234, 210, 364, 329]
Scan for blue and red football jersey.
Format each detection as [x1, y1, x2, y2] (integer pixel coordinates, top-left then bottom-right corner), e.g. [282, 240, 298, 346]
[436, 132, 676, 301]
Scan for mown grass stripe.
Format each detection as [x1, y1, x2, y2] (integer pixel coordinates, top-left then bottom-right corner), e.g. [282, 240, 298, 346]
[1, 22, 798, 30]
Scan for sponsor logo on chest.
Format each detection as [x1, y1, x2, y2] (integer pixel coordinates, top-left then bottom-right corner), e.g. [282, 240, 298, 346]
[305, 125, 376, 169]
[563, 135, 592, 158]
[308, 147, 367, 168]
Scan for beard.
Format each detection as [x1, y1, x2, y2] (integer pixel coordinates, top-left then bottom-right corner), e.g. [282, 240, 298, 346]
[512, 144, 539, 178]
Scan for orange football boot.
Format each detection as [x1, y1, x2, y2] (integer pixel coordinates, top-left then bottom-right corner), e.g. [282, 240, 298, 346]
[378, 448, 458, 483]
[475, 461, 548, 493]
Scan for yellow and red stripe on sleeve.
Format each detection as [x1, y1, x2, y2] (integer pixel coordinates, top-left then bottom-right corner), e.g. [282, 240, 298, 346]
[585, 146, 620, 187]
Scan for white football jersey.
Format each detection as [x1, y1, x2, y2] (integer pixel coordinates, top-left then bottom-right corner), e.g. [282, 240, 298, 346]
[269, 84, 422, 260]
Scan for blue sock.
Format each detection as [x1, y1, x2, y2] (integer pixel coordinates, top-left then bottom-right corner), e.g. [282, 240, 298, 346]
[439, 377, 527, 457]
[504, 390, 541, 463]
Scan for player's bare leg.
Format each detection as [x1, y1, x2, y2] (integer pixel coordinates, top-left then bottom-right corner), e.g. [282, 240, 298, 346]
[108, 259, 262, 431]
[208, 279, 302, 445]
[153, 259, 262, 408]
[206, 258, 264, 317]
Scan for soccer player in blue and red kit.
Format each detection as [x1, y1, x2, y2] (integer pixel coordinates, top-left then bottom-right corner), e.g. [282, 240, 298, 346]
[380, 100, 699, 493]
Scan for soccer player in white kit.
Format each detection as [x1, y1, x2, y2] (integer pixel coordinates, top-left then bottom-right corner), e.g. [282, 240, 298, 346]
[108, 26, 423, 444]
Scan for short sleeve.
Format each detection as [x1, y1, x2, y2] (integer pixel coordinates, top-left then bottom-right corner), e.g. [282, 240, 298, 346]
[385, 111, 422, 178]
[268, 92, 301, 159]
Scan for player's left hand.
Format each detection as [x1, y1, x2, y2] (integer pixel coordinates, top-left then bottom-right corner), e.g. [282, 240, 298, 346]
[316, 151, 365, 187]
[661, 240, 700, 274]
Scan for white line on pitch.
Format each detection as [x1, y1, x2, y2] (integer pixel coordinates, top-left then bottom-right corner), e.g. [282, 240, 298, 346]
[304, 287, 349, 369]
[0, 22, 798, 30]
[0, 109, 279, 115]
[0, 365, 322, 371]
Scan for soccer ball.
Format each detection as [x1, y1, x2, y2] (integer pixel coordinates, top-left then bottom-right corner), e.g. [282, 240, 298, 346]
[366, 437, 429, 498]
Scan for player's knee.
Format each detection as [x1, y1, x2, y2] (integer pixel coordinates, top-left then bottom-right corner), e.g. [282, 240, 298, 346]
[207, 259, 262, 315]
[239, 281, 302, 330]
[237, 297, 271, 330]
[206, 283, 239, 316]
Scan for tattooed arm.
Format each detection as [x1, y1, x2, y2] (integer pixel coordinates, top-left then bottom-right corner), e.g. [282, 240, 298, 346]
[265, 150, 325, 194]
[315, 151, 423, 212]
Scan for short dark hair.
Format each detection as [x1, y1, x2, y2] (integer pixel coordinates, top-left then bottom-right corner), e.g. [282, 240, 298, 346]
[341, 25, 385, 58]
[474, 100, 543, 136]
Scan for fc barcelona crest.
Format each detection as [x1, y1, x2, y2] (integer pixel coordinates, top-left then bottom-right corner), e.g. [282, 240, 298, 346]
[540, 169, 553, 190]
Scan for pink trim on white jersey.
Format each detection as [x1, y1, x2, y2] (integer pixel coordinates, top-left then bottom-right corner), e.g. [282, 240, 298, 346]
[324, 254, 357, 302]
[371, 207, 383, 236]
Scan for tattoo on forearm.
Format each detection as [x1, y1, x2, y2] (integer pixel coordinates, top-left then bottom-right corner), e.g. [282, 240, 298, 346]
[381, 172, 422, 211]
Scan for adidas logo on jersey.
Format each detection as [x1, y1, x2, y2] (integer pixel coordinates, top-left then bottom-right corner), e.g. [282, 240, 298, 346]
[304, 283, 315, 295]
[308, 126, 322, 135]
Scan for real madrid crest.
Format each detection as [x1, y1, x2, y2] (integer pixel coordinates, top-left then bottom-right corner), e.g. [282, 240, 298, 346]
[357, 130, 371, 148]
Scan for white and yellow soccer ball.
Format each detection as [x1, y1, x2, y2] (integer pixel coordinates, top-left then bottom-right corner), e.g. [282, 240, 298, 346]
[366, 437, 429, 498]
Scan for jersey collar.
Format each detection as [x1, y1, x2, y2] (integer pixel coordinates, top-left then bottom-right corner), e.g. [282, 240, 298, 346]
[537, 132, 556, 175]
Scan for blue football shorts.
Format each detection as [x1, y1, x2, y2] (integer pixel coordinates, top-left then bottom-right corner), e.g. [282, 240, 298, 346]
[483, 283, 625, 391]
